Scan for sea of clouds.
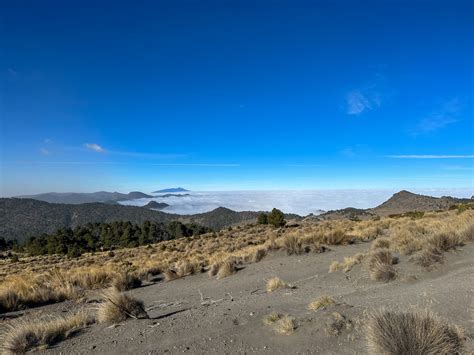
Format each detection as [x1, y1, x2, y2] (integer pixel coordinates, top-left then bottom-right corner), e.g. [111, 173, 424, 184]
[119, 188, 474, 216]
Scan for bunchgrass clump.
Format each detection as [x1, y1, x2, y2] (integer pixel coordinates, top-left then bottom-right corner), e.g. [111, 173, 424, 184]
[97, 289, 148, 324]
[216, 259, 237, 279]
[112, 272, 142, 291]
[266, 277, 290, 293]
[371, 237, 391, 250]
[368, 250, 397, 282]
[275, 316, 296, 335]
[262, 312, 282, 325]
[0, 311, 92, 354]
[366, 310, 464, 354]
[308, 296, 335, 311]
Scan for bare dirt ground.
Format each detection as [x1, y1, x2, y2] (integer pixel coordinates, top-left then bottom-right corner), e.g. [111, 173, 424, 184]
[14, 241, 474, 354]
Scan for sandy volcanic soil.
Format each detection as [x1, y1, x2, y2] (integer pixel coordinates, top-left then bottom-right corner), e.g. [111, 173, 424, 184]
[9, 242, 474, 354]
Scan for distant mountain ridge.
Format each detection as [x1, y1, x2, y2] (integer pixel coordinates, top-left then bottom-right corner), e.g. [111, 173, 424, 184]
[17, 191, 152, 204]
[3, 190, 471, 243]
[370, 190, 472, 216]
[0, 198, 263, 242]
[153, 187, 189, 193]
[320, 190, 472, 219]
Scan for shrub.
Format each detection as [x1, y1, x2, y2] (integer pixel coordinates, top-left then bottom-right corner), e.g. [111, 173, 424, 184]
[267, 208, 286, 228]
[97, 289, 148, 324]
[257, 213, 268, 225]
[366, 310, 464, 354]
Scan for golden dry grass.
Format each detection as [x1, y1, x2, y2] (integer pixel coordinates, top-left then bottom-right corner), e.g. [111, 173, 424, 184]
[366, 310, 464, 354]
[329, 253, 365, 273]
[0, 210, 472, 313]
[262, 312, 282, 325]
[368, 250, 398, 282]
[97, 289, 148, 324]
[308, 296, 335, 311]
[275, 316, 296, 335]
[371, 237, 390, 250]
[112, 272, 142, 291]
[0, 311, 92, 354]
[266, 277, 290, 293]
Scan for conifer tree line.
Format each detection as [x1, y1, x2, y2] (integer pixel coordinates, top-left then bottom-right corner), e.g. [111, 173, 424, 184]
[22, 220, 211, 257]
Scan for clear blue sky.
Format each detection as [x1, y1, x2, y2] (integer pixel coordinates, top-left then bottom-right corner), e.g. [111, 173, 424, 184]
[1, 0, 473, 195]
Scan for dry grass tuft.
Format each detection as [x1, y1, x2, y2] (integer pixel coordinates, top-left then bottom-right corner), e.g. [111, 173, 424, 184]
[266, 277, 290, 293]
[308, 296, 335, 311]
[112, 272, 142, 291]
[325, 312, 352, 336]
[329, 253, 365, 273]
[262, 312, 282, 325]
[280, 235, 305, 255]
[368, 249, 397, 281]
[216, 259, 237, 279]
[458, 223, 474, 242]
[275, 316, 296, 335]
[163, 269, 180, 282]
[428, 231, 463, 252]
[366, 310, 464, 354]
[369, 260, 397, 282]
[175, 260, 200, 277]
[323, 229, 351, 245]
[371, 237, 391, 250]
[410, 247, 444, 268]
[97, 289, 148, 324]
[0, 311, 92, 354]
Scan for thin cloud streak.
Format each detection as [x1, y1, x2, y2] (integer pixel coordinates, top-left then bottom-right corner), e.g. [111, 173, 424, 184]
[84, 143, 105, 153]
[411, 98, 463, 134]
[14, 161, 240, 167]
[387, 155, 474, 159]
[147, 163, 240, 167]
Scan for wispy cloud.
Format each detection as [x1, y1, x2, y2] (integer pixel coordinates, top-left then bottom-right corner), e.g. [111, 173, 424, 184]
[387, 155, 474, 159]
[346, 90, 380, 115]
[40, 148, 50, 155]
[345, 74, 387, 115]
[84, 143, 106, 153]
[82, 143, 185, 159]
[411, 98, 463, 134]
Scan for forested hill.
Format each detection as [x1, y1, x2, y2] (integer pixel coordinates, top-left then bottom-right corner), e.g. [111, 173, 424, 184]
[0, 199, 264, 242]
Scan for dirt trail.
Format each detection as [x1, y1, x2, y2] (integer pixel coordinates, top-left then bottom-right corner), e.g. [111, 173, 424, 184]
[25, 242, 474, 354]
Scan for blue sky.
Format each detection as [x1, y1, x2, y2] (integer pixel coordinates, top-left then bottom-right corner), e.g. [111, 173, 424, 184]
[1, 0, 473, 195]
